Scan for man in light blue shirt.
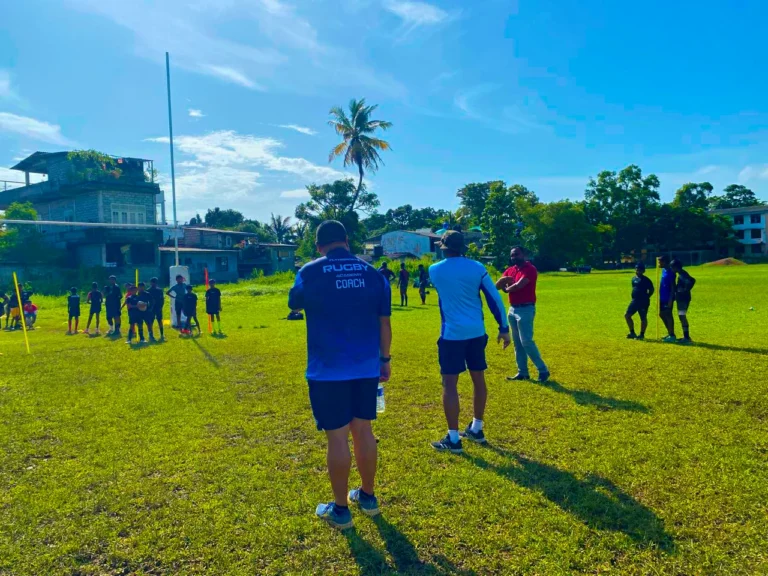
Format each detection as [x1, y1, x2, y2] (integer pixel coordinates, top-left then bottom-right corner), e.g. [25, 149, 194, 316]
[428, 231, 511, 454]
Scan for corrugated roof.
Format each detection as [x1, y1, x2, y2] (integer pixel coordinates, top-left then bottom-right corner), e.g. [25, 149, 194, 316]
[184, 227, 260, 236]
[159, 247, 239, 253]
[712, 205, 768, 215]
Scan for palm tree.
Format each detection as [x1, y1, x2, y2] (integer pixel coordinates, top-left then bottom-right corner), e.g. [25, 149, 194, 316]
[328, 98, 392, 214]
[268, 213, 292, 243]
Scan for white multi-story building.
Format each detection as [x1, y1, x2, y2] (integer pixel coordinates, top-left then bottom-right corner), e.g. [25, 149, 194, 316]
[713, 205, 768, 257]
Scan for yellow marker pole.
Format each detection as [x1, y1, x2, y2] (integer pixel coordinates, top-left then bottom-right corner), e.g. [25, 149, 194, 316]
[655, 257, 660, 340]
[135, 268, 139, 288]
[12, 272, 30, 354]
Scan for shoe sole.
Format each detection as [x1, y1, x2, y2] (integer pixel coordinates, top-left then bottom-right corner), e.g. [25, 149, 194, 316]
[319, 516, 354, 530]
[459, 432, 487, 444]
[349, 500, 381, 517]
[431, 444, 463, 454]
[506, 376, 530, 381]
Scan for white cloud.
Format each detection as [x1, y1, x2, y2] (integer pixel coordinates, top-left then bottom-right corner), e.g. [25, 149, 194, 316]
[738, 164, 768, 183]
[0, 70, 17, 101]
[199, 65, 263, 90]
[188, 108, 205, 118]
[0, 112, 73, 146]
[278, 124, 317, 136]
[454, 84, 497, 120]
[384, 1, 450, 27]
[280, 188, 310, 198]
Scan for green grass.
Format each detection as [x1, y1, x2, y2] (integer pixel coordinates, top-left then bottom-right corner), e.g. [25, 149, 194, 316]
[1, 266, 767, 575]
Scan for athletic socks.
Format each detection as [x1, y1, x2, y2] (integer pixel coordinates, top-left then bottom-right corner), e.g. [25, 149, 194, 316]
[333, 504, 349, 513]
[470, 418, 484, 433]
[684, 330, 690, 339]
[448, 430, 460, 443]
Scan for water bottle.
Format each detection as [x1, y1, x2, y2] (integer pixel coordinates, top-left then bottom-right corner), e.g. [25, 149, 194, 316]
[376, 384, 385, 413]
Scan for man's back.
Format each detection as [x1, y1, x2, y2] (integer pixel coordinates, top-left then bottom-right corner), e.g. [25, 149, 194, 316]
[290, 248, 390, 381]
[429, 257, 505, 341]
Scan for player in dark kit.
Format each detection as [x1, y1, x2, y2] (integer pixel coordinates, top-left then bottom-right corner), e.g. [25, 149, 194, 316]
[104, 275, 123, 337]
[418, 264, 428, 305]
[183, 285, 201, 336]
[378, 262, 396, 283]
[136, 283, 155, 342]
[397, 263, 410, 307]
[671, 259, 696, 343]
[67, 287, 81, 334]
[625, 263, 654, 340]
[148, 277, 165, 340]
[205, 279, 222, 334]
[85, 282, 103, 335]
[122, 285, 145, 345]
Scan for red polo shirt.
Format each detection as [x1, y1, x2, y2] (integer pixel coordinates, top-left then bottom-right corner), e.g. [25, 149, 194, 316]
[502, 262, 538, 305]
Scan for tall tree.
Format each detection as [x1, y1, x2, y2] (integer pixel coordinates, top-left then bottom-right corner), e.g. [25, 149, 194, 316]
[295, 179, 380, 256]
[328, 98, 392, 214]
[457, 182, 503, 227]
[268, 214, 292, 243]
[204, 207, 245, 229]
[520, 201, 597, 270]
[709, 184, 765, 209]
[481, 183, 539, 269]
[672, 182, 714, 210]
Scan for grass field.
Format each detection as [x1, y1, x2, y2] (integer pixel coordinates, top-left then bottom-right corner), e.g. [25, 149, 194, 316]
[1, 265, 767, 575]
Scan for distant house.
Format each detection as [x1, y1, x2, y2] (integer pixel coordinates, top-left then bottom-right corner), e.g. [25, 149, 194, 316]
[0, 151, 163, 268]
[159, 247, 239, 284]
[712, 205, 768, 257]
[179, 226, 297, 277]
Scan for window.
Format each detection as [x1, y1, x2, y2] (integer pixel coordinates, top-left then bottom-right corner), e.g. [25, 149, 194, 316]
[751, 214, 761, 224]
[734, 215, 744, 225]
[736, 230, 745, 239]
[216, 256, 229, 272]
[111, 204, 148, 225]
[751, 244, 763, 254]
[225, 235, 233, 248]
[751, 229, 762, 239]
[277, 249, 291, 259]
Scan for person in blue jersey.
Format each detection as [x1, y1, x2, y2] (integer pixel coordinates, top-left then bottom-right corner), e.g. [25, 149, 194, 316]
[428, 231, 511, 454]
[658, 255, 677, 342]
[671, 259, 696, 343]
[289, 220, 392, 530]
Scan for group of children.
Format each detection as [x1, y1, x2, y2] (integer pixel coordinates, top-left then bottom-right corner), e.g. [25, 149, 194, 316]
[1, 286, 37, 331]
[63, 274, 224, 345]
[377, 262, 430, 307]
[624, 256, 696, 343]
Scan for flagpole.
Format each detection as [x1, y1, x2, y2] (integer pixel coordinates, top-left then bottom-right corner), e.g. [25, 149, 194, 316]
[165, 52, 179, 266]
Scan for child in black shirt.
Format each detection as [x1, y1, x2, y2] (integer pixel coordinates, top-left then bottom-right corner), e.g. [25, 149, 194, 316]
[85, 282, 103, 335]
[122, 285, 145, 345]
[67, 287, 81, 334]
[205, 279, 222, 334]
[183, 285, 201, 336]
[625, 263, 654, 340]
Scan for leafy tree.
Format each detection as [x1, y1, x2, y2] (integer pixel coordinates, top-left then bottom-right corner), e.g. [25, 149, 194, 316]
[362, 211, 389, 236]
[295, 179, 380, 256]
[457, 182, 502, 227]
[204, 207, 245, 229]
[328, 98, 392, 214]
[0, 202, 65, 264]
[268, 214, 292, 243]
[521, 201, 597, 270]
[709, 184, 765, 209]
[234, 221, 276, 243]
[188, 213, 203, 226]
[672, 182, 714, 210]
[481, 183, 538, 269]
[584, 165, 660, 259]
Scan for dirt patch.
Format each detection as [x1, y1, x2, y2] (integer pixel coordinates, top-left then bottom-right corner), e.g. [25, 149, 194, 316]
[704, 258, 746, 266]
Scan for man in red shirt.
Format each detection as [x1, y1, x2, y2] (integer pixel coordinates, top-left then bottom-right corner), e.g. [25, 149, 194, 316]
[495, 246, 550, 382]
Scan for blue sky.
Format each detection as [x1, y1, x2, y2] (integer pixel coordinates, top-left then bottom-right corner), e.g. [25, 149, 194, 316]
[1, 0, 767, 222]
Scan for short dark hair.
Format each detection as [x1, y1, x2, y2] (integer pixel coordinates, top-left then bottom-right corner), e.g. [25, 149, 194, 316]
[209, 279, 216, 284]
[659, 255, 670, 265]
[315, 220, 347, 247]
[70, 287, 77, 293]
[176, 274, 184, 281]
[635, 262, 646, 272]
[108, 275, 117, 280]
[138, 282, 146, 288]
[510, 245, 526, 254]
[150, 277, 158, 283]
[91, 282, 98, 289]
[186, 284, 194, 291]
[670, 258, 683, 269]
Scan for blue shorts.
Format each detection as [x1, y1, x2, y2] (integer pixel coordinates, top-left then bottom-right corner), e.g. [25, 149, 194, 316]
[438, 335, 488, 375]
[308, 378, 379, 431]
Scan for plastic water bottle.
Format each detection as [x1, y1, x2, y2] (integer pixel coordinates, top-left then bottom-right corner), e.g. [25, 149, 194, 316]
[376, 384, 385, 413]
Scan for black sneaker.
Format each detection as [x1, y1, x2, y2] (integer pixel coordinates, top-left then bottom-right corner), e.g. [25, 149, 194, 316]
[460, 424, 487, 444]
[431, 434, 463, 454]
[538, 371, 551, 383]
[506, 373, 530, 381]
[679, 337, 692, 344]
[636, 334, 645, 340]
[626, 333, 637, 339]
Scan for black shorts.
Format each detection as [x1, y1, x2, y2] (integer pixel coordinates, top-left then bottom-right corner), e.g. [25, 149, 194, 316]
[308, 377, 378, 431]
[626, 300, 649, 321]
[106, 304, 121, 320]
[150, 308, 163, 322]
[438, 335, 488, 375]
[89, 306, 102, 315]
[206, 305, 220, 315]
[676, 298, 691, 314]
[69, 312, 80, 320]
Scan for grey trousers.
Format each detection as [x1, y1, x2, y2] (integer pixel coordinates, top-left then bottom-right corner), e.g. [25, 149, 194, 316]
[508, 305, 548, 376]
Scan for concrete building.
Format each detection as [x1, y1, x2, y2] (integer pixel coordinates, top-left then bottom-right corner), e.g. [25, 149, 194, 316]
[0, 151, 163, 267]
[159, 247, 239, 284]
[713, 205, 768, 257]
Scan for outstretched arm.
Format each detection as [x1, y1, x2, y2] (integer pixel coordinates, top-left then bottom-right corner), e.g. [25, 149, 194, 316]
[288, 272, 305, 311]
[481, 273, 510, 334]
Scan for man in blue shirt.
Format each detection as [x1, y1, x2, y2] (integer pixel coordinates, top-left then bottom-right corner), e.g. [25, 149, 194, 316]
[658, 255, 677, 342]
[428, 231, 511, 454]
[289, 220, 392, 529]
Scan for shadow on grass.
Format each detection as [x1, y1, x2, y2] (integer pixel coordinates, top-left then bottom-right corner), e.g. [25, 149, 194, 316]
[534, 379, 649, 413]
[344, 516, 477, 575]
[640, 339, 768, 356]
[464, 446, 674, 553]
[190, 337, 220, 368]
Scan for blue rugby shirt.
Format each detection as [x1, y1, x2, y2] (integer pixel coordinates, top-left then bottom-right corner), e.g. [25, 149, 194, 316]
[288, 248, 392, 381]
[428, 257, 510, 341]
